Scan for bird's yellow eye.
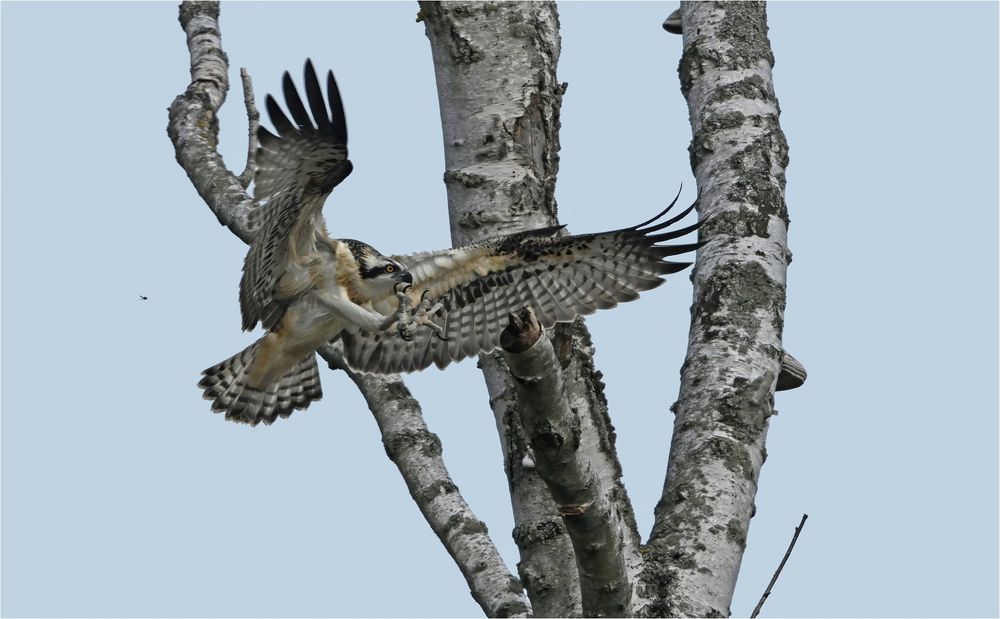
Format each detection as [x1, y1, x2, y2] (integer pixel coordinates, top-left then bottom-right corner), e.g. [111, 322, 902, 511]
[385, 265, 396, 273]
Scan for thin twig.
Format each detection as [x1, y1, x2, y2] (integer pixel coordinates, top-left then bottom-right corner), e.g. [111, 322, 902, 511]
[751, 514, 809, 618]
[237, 67, 259, 188]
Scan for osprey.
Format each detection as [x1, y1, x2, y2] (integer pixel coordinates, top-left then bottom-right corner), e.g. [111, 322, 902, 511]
[199, 60, 701, 426]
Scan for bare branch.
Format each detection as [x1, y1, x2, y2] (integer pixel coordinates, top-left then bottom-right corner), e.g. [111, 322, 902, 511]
[751, 514, 808, 618]
[324, 344, 530, 618]
[237, 67, 260, 189]
[501, 308, 631, 617]
[166, 1, 255, 243]
[641, 2, 791, 616]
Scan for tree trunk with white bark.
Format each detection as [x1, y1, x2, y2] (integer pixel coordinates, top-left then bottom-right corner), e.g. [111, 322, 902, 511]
[420, 3, 644, 616]
[640, 3, 790, 617]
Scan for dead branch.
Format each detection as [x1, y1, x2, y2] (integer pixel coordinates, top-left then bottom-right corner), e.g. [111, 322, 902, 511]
[237, 67, 260, 188]
[751, 514, 808, 618]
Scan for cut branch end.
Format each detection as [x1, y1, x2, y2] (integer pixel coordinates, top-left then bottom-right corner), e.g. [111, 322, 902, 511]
[501, 307, 543, 354]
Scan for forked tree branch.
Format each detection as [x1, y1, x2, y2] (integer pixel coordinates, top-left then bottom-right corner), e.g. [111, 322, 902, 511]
[166, 1, 254, 243]
[166, 3, 527, 615]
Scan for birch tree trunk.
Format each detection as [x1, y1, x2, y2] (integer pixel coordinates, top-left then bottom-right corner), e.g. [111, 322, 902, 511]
[640, 3, 790, 616]
[419, 3, 644, 616]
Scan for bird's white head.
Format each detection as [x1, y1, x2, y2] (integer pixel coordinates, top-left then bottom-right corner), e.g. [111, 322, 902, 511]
[342, 239, 412, 301]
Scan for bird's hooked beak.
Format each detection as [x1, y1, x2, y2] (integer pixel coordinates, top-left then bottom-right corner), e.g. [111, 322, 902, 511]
[393, 270, 413, 285]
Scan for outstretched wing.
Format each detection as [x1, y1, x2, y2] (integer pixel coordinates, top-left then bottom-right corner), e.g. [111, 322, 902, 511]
[339, 195, 701, 374]
[239, 59, 353, 331]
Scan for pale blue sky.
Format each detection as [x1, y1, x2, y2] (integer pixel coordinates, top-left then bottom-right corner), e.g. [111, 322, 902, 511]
[2, 2, 997, 617]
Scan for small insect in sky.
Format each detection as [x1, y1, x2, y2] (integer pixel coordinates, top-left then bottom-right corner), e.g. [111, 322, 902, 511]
[139, 295, 148, 301]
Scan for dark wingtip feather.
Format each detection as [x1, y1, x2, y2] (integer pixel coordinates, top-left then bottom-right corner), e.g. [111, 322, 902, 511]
[265, 94, 295, 137]
[256, 125, 278, 145]
[326, 70, 348, 145]
[304, 59, 333, 135]
[661, 261, 694, 274]
[637, 200, 698, 234]
[647, 220, 702, 243]
[651, 241, 704, 258]
[282, 71, 313, 131]
[525, 224, 567, 238]
[631, 184, 684, 230]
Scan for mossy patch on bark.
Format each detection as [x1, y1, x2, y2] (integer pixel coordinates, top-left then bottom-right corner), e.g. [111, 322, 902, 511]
[717, 2, 775, 69]
[705, 436, 756, 481]
[443, 512, 489, 537]
[695, 261, 784, 350]
[719, 374, 774, 443]
[382, 427, 443, 461]
[414, 479, 459, 503]
[726, 133, 790, 224]
[703, 207, 773, 239]
[512, 518, 567, 548]
[703, 74, 774, 107]
[726, 518, 748, 548]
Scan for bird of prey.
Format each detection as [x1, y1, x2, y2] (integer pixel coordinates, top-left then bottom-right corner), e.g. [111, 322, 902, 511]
[199, 60, 700, 426]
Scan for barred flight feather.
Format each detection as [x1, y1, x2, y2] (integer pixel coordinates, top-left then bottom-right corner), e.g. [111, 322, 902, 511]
[340, 194, 702, 374]
[240, 59, 352, 332]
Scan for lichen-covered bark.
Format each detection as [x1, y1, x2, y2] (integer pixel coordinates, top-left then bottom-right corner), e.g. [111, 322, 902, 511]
[501, 308, 631, 617]
[167, 4, 527, 615]
[640, 3, 790, 617]
[420, 3, 643, 615]
[488, 363, 583, 617]
[330, 351, 530, 618]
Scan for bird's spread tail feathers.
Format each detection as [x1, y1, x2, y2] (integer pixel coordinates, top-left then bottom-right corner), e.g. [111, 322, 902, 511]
[198, 341, 322, 426]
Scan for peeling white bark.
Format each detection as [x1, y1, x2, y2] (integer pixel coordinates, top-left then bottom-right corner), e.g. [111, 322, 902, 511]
[420, 3, 644, 615]
[166, 4, 526, 615]
[640, 3, 790, 617]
